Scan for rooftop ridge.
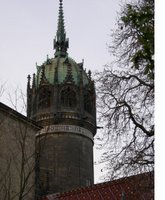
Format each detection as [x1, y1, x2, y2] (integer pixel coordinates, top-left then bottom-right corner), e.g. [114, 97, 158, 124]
[43, 171, 154, 199]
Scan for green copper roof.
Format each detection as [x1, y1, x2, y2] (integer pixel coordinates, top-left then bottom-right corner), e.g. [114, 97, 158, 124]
[36, 56, 89, 87]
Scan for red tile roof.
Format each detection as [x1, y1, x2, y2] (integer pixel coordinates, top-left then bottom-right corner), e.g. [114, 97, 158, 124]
[41, 171, 154, 200]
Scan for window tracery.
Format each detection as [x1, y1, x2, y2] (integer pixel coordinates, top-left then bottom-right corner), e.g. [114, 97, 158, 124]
[61, 87, 77, 108]
[38, 88, 51, 109]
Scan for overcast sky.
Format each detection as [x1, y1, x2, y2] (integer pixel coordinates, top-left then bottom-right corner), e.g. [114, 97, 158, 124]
[0, 0, 121, 105]
[0, 0, 122, 182]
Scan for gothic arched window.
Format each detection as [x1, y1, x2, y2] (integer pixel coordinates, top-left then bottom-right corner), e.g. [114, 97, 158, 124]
[61, 87, 77, 108]
[38, 88, 51, 109]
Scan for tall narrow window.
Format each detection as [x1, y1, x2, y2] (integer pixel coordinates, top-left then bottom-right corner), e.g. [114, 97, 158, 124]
[61, 87, 76, 108]
[38, 88, 51, 109]
[84, 92, 92, 114]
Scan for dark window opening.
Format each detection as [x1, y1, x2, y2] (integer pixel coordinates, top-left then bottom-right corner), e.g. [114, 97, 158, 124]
[61, 87, 77, 108]
[38, 89, 51, 109]
[84, 92, 92, 114]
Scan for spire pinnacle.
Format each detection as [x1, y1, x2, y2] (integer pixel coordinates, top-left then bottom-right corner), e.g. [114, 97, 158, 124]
[54, 0, 69, 57]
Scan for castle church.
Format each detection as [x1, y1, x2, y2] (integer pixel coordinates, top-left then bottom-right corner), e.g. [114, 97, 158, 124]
[0, 1, 153, 199]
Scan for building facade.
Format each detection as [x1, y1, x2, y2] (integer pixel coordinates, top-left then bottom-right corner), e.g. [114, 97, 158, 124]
[0, 102, 40, 200]
[27, 0, 96, 197]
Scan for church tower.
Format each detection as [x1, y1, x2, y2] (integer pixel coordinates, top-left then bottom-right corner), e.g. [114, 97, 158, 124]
[27, 0, 96, 197]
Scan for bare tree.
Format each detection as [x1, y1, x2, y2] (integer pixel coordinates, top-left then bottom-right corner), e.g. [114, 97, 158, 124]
[7, 87, 26, 114]
[0, 88, 41, 200]
[0, 81, 6, 101]
[95, 0, 154, 180]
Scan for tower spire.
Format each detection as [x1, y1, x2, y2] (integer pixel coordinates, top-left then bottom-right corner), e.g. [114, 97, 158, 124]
[54, 0, 69, 57]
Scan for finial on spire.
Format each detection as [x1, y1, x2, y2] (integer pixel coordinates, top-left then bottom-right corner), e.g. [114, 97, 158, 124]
[54, 0, 69, 57]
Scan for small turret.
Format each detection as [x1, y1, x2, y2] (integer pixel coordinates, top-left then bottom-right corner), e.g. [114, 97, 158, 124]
[27, 75, 32, 118]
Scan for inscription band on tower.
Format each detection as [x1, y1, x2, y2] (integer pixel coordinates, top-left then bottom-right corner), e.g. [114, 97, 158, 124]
[37, 125, 93, 141]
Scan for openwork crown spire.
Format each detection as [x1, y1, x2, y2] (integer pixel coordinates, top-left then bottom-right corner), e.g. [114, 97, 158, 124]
[54, 0, 69, 57]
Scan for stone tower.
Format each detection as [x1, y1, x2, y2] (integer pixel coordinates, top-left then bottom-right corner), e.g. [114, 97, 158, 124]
[27, 0, 96, 197]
